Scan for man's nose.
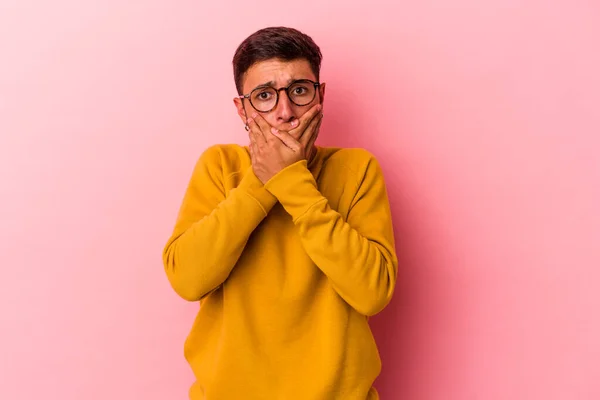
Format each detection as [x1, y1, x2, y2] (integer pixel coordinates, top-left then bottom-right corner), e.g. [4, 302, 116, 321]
[273, 89, 295, 121]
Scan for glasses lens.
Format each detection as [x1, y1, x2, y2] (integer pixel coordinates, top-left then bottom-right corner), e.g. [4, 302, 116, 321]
[289, 81, 316, 106]
[250, 87, 277, 112]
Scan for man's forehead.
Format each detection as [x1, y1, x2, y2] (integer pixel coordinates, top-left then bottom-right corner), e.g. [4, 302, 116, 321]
[243, 58, 315, 91]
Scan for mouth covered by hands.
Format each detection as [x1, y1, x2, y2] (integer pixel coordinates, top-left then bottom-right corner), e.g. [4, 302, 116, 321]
[247, 104, 323, 184]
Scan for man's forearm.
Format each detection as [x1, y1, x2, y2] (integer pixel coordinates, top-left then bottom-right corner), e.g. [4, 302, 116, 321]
[163, 167, 278, 301]
[263, 157, 398, 316]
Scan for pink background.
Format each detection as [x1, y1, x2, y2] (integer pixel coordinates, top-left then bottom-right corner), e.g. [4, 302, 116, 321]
[1, 1, 599, 399]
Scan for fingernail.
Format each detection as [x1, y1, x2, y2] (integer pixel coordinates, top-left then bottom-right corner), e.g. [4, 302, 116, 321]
[271, 127, 279, 134]
[247, 118, 253, 124]
[291, 120, 298, 128]
[317, 104, 322, 111]
[252, 112, 258, 118]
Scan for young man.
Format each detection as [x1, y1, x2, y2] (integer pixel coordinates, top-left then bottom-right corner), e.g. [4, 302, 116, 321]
[162, 26, 398, 400]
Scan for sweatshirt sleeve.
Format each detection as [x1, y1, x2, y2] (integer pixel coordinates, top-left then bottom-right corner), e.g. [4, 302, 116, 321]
[162, 145, 278, 301]
[263, 150, 398, 316]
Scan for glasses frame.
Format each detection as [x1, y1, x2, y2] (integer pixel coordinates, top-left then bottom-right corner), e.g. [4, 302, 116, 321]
[238, 79, 321, 113]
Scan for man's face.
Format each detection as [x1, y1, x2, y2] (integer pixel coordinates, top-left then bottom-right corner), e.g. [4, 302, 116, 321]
[234, 58, 325, 136]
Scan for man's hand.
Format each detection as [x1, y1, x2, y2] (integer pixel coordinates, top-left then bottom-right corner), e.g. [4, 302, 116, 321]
[248, 104, 323, 184]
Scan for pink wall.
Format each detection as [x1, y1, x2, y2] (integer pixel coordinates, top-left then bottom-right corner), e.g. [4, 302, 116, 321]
[1, 1, 599, 399]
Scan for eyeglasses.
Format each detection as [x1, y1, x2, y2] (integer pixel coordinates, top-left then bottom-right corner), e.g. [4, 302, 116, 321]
[238, 79, 320, 113]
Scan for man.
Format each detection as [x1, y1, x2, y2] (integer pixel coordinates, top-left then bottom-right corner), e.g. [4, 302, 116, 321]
[162, 26, 398, 400]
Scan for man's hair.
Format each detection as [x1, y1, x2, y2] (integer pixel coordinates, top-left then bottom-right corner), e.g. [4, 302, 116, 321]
[232, 26, 322, 95]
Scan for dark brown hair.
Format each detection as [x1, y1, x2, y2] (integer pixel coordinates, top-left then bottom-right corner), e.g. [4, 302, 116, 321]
[232, 27, 322, 95]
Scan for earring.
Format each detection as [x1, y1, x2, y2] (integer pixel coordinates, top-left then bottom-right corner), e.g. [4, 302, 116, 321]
[244, 124, 249, 131]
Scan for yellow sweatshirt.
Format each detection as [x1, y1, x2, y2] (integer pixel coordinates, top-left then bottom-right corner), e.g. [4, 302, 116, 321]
[162, 143, 398, 400]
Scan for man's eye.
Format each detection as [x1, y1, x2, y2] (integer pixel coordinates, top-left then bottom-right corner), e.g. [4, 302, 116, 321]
[293, 87, 308, 95]
[257, 92, 272, 100]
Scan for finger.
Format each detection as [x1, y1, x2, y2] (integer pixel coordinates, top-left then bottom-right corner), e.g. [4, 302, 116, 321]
[278, 118, 300, 132]
[290, 104, 321, 138]
[270, 127, 301, 152]
[247, 117, 267, 145]
[289, 103, 322, 137]
[299, 111, 323, 147]
[250, 112, 275, 142]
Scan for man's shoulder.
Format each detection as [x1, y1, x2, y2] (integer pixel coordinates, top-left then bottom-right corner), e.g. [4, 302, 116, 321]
[323, 147, 378, 175]
[328, 147, 375, 162]
[199, 143, 246, 162]
[196, 143, 248, 173]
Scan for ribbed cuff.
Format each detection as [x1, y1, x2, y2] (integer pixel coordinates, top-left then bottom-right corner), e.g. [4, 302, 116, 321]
[236, 167, 278, 216]
[263, 160, 325, 220]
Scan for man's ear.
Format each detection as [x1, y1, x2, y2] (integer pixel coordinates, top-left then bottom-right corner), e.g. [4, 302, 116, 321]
[233, 97, 248, 125]
[318, 82, 326, 106]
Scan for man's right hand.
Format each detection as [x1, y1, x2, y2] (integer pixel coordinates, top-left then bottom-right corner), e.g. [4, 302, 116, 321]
[247, 104, 323, 184]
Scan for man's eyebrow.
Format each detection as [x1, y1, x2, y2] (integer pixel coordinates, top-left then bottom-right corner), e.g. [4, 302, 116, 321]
[251, 81, 276, 91]
[250, 78, 308, 92]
